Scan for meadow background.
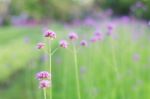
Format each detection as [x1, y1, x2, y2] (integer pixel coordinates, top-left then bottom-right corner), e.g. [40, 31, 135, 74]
[0, 0, 150, 99]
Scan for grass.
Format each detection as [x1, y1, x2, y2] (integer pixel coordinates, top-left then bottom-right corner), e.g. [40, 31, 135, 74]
[0, 20, 150, 99]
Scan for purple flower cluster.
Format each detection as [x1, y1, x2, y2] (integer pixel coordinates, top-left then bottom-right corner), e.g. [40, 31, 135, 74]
[36, 71, 51, 80]
[44, 29, 56, 39]
[37, 42, 45, 49]
[39, 80, 51, 89]
[35, 29, 56, 89]
[90, 31, 103, 43]
[69, 32, 78, 41]
[80, 40, 88, 46]
[35, 26, 117, 90]
[59, 40, 68, 48]
[59, 32, 88, 48]
[36, 71, 51, 89]
[107, 23, 115, 35]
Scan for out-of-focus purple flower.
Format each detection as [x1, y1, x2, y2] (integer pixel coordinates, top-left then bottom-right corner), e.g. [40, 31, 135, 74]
[94, 32, 101, 37]
[40, 54, 49, 62]
[84, 17, 95, 26]
[121, 16, 130, 23]
[107, 23, 115, 31]
[107, 23, 115, 36]
[90, 36, 98, 43]
[59, 40, 68, 48]
[69, 32, 78, 41]
[94, 32, 103, 40]
[39, 80, 51, 89]
[37, 42, 45, 49]
[80, 40, 88, 46]
[133, 53, 140, 61]
[11, 13, 38, 26]
[44, 29, 56, 39]
[72, 19, 82, 26]
[24, 36, 30, 44]
[36, 71, 51, 80]
[80, 66, 87, 74]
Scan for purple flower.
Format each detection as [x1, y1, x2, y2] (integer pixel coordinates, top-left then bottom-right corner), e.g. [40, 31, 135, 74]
[69, 32, 78, 41]
[107, 23, 115, 31]
[59, 40, 68, 48]
[121, 16, 130, 23]
[39, 80, 51, 89]
[90, 36, 98, 43]
[80, 66, 87, 74]
[84, 17, 95, 26]
[106, 23, 115, 36]
[80, 40, 88, 46]
[24, 36, 30, 44]
[36, 71, 51, 80]
[94, 32, 103, 40]
[37, 42, 45, 49]
[44, 29, 56, 39]
[133, 53, 140, 62]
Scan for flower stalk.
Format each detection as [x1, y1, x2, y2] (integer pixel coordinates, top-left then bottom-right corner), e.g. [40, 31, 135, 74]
[73, 45, 81, 99]
[48, 39, 52, 99]
[43, 89, 47, 99]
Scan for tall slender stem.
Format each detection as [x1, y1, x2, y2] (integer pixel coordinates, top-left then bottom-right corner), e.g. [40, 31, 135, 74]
[110, 37, 125, 99]
[110, 37, 118, 76]
[43, 89, 47, 99]
[73, 45, 81, 99]
[48, 39, 52, 99]
[49, 41, 52, 74]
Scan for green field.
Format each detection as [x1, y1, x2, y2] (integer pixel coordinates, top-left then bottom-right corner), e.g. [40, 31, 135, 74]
[0, 20, 150, 99]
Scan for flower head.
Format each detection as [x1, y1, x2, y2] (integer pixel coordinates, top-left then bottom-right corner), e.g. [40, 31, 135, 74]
[90, 36, 98, 43]
[36, 71, 51, 80]
[133, 53, 140, 62]
[39, 80, 51, 89]
[37, 42, 45, 49]
[59, 40, 68, 48]
[94, 32, 103, 40]
[80, 40, 88, 46]
[69, 32, 78, 41]
[107, 23, 115, 36]
[107, 23, 115, 31]
[44, 29, 56, 39]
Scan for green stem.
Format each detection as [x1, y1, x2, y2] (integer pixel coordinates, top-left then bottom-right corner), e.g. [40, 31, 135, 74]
[110, 37, 118, 76]
[73, 45, 81, 99]
[51, 47, 59, 56]
[43, 89, 47, 99]
[48, 39, 52, 99]
[110, 37, 125, 99]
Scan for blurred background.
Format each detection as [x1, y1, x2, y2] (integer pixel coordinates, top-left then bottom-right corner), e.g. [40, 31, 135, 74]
[0, 0, 150, 99]
[0, 0, 150, 26]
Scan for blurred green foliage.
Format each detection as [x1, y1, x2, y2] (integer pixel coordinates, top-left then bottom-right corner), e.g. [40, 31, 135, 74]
[95, 0, 150, 19]
[0, 27, 42, 82]
[10, 0, 93, 21]
[9, 0, 150, 21]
